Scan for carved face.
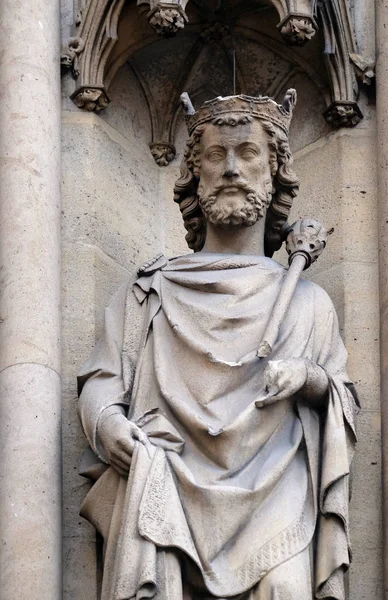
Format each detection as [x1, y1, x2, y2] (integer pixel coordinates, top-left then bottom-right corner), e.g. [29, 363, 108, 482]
[198, 119, 273, 229]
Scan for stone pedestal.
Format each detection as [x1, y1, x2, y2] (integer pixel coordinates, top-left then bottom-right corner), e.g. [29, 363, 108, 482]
[0, 1, 62, 598]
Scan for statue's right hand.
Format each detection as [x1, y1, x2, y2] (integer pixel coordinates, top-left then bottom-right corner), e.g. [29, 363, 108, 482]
[98, 413, 148, 477]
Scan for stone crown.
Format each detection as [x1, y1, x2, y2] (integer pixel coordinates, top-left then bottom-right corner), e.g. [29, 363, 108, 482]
[182, 90, 297, 136]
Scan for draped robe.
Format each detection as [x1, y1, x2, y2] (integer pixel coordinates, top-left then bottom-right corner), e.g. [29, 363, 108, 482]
[78, 253, 358, 600]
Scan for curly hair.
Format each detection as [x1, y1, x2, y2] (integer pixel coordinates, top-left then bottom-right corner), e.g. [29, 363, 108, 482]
[173, 115, 300, 256]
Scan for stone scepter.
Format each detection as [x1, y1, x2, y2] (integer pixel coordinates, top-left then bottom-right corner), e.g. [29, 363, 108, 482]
[257, 218, 333, 359]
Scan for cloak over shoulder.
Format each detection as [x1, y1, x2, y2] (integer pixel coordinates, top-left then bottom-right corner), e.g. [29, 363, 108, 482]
[78, 253, 358, 600]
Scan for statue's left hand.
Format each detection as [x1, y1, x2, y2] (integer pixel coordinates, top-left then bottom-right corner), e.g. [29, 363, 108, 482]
[255, 358, 328, 409]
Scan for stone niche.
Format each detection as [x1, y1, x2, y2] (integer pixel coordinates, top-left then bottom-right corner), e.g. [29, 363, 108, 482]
[61, 1, 381, 599]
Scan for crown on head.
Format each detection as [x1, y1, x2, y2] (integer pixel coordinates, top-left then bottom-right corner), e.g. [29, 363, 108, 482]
[181, 89, 297, 136]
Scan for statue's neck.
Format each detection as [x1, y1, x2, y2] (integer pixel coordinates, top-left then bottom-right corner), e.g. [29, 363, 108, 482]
[201, 218, 266, 256]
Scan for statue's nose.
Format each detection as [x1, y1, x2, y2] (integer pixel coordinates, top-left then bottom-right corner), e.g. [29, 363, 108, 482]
[224, 168, 239, 178]
[223, 153, 239, 178]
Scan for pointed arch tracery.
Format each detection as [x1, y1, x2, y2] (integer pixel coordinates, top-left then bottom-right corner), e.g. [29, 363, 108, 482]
[61, 0, 372, 164]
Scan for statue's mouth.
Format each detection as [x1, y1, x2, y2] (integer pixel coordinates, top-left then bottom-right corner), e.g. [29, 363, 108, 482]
[221, 186, 240, 193]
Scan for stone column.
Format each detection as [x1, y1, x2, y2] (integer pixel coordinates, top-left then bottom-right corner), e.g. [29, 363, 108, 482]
[0, 1, 62, 599]
[376, 1, 388, 596]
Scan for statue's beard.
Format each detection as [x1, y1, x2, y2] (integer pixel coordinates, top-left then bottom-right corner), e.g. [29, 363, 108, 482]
[197, 182, 272, 229]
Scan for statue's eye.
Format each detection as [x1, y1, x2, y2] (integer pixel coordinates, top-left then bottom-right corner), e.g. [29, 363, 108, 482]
[206, 150, 224, 162]
[241, 148, 258, 159]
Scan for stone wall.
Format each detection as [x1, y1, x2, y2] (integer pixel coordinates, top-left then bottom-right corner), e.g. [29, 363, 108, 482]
[294, 125, 382, 599]
[61, 64, 165, 599]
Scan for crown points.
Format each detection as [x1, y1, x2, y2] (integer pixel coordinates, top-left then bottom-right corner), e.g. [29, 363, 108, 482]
[180, 92, 195, 116]
[283, 88, 297, 113]
[181, 89, 297, 136]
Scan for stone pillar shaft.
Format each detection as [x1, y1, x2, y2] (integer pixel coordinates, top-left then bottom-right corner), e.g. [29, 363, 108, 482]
[376, 1, 388, 596]
[0, 1, 62, 599]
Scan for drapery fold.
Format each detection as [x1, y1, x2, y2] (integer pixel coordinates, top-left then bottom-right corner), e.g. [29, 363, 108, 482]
[78, 253, 357, 600]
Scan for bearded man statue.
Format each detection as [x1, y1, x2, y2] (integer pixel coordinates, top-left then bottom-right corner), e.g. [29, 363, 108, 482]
[77, 90, 358, 600]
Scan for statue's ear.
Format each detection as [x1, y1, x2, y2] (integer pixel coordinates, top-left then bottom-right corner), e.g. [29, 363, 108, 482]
[282, 89, 297, 113]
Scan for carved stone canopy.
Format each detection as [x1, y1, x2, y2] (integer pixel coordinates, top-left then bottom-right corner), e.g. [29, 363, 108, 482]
[62, 0, 371, 165]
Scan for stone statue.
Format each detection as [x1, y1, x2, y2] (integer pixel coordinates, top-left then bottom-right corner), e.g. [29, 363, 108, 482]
[78, 90, 358, 600]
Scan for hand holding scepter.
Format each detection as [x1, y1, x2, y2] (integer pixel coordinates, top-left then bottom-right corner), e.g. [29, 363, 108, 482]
[254, 218, 333, 409]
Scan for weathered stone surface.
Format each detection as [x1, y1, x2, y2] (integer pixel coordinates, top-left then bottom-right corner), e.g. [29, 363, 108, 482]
[376, 0, 388, 593]
[63, 537, 99, 600]
[62, 243, 130, 600]
[0, 365, 62, 600]
[61, 113, 161, 269]
[61, 69, 164, 597]
[291, 128, 382, 599]
[0, 0, 62, 598]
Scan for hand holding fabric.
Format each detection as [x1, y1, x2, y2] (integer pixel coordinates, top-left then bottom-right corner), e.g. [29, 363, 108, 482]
[256, 358, 329, 409]
[98, 409, 149, 476]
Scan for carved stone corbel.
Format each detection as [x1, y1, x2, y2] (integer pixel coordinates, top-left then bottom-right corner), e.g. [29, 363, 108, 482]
[324, 101, 363, 128]
[260, 0, 318, 46]
[138, 0, 189, 37]
[71, 86, 110, 112]
[278, 13, 317, 46]
[149, 142, 176, 166]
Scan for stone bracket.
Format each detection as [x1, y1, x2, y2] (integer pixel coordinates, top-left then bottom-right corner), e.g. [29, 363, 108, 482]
[324, 101, 363, 128]
[144, 1, 189, 37]
[149, 142, 176, 166]
[277, 13, 318, 46]
[70, 86, 110, 112]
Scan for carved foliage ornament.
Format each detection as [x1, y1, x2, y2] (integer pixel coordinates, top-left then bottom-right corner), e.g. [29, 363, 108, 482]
[139, 0, 189, 37]
[324, 102, 363, 128]
[278, 14, 317, 46]
[149, 142, 176, 166]
[148, 6, 187, 36]
[71, 87, 110, 112]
